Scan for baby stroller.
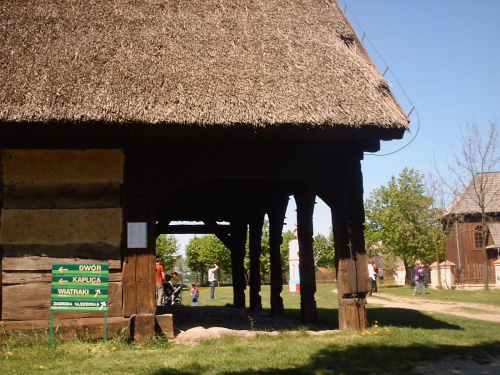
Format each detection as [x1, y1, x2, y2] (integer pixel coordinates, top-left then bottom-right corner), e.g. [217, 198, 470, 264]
[165, 284, 183, 306]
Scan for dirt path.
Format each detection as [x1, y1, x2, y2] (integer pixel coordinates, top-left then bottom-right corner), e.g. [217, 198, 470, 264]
[367, 292, 500, 323]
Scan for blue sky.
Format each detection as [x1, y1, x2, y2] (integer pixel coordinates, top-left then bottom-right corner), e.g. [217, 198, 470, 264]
[177, 1, 500, 253]
[286, 0, 500, 240]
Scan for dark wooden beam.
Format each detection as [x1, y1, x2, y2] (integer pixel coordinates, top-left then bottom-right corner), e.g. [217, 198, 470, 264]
[295, 186, 318, 324]
[329, 159, 369, 331]
[249, 213, 264, 311]
[268, 194, 289, 316]
[228, 220, 248, 308]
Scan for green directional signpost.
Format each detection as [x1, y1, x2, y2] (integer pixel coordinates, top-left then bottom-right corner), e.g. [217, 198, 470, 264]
[50, 263, 109, 348]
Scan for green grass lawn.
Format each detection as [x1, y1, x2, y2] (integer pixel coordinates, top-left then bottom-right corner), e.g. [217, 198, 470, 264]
[2, 283, 500, 374]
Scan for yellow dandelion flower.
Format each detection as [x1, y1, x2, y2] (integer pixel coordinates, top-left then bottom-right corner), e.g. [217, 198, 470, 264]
[112, 347, 117, 351]
[361, 332, 366, 336]
[375, 321, 379, 324]
[13, 370, 17, 373]
[115, 362, 120, 365]
[91, 348, 98, 354]
[374, 332, 379, 335]
[40, 366, 45, 369]
[8, 352, 13, 356]
[374, 324, 379, 328]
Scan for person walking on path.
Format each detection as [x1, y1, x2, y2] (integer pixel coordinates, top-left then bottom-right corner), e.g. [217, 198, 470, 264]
[190, 283, 200, 306]
[208, 264, 219, 299]
[413, 261, 426, 295]
[368, 260, 377, 296]
[155, 257, 166, 306]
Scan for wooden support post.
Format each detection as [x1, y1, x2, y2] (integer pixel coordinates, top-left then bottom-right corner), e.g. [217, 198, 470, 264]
[249, 213, 264, 311]
[0, 151, 3, 317]
[330, 160, 369, 330]
[130, 314, 155, 342]
[136, 211, 157, 316]
[268, 195, 289, 316]
[207, 220, 247, 308]
[122, 153, 157, 340]
[295, 187, 317, 324]
[230, 221, 248, 308]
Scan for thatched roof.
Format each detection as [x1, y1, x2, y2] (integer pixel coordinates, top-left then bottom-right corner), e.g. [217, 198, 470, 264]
[446, 173, 500, 216]
[0, 0, 408, 138]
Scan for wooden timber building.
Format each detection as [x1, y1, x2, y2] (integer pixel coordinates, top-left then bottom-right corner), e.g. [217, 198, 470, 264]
[0, 0, 409, 338]
[444, 172, 500, 284]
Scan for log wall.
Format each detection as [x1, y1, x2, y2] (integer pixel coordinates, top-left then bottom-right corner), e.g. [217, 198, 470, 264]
[0, 149, 124, 321]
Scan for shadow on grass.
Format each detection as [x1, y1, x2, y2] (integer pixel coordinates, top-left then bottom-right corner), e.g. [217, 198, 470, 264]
[309, 307, 462, 331]
[162, 304, 462, 333]
[153, 341, 500, 375]
[366, 308, 463, 330]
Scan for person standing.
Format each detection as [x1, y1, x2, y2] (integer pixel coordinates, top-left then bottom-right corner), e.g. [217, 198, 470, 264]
[368, 260, 377, 296]
[378, 267, 384, 284]
[208, 264, 219, 299]
[190, 283, 200, 306]
[155, 257, 166, 306]
[413, 261, 426, 295]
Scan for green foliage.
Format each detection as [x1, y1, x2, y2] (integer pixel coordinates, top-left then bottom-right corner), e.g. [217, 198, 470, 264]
[155, 234, 179, 271]
[313, 229, 335, 269]
[365, 167, 445, 266]
[185, 235, 231, 283]
[280, 230, 295, 277]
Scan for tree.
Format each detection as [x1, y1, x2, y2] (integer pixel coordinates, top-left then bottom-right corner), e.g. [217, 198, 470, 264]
[436, 121, 500, 291]
[185, 235, 231, 284]
[313, 230, 335, 269]
[425, 174, 452, 289]
[243, 220, 273, 284]
[155, 234, 179, 271]
[365, 168, 443, 281]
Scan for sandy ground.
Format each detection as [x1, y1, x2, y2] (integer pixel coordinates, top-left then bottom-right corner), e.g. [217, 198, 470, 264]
[367, 292, 500, 323]
[165, 290, 500, 374]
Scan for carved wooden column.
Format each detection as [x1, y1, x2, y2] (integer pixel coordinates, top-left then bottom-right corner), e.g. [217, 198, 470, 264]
[268, 195, 289, 316]
[249, 213, 264, 311]
[295, 187, 317, 323]
[331, 159, 369, 330]
[229, 220, 248, 308]
[122, 152, 158, 340]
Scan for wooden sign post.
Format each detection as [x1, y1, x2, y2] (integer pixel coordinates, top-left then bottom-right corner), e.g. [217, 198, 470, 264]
[50, 263, 109, 348]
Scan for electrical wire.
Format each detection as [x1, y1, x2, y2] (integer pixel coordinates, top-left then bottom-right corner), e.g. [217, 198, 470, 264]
[340, 1, 421, 157]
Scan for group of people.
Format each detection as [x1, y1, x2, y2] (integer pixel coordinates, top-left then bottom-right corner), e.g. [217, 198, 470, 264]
[155, 257, 219, 307]
[368, 259, 427, 296]
[155, 257, 179, 306]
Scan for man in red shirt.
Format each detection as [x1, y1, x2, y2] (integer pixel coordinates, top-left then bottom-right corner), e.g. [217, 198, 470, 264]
[156, 257, 166, 306]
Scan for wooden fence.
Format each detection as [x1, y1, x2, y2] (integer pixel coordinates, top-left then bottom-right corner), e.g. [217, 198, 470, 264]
[455, 264, 496, 284]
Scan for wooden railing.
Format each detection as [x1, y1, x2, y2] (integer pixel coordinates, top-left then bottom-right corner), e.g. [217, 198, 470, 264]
[455, 264, 496, 284]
